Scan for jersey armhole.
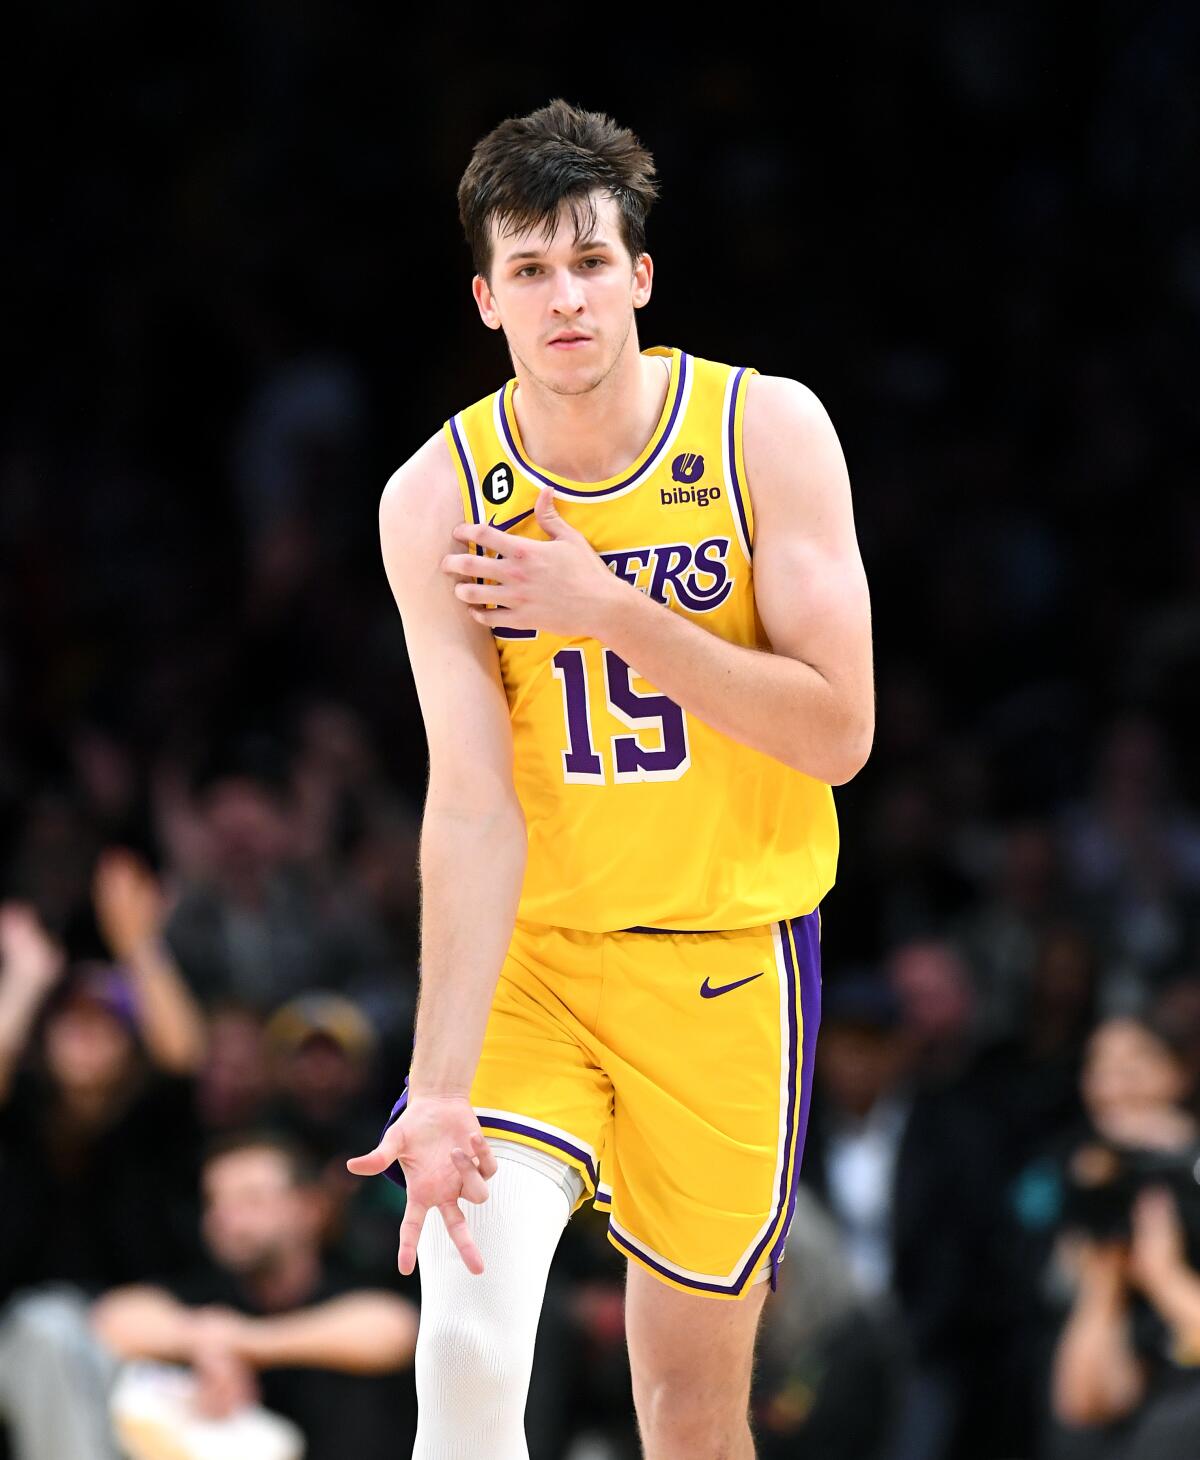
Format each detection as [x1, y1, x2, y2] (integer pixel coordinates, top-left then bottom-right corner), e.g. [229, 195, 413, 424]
[723, 365, 758, 562]
[442, 413, 483, 532]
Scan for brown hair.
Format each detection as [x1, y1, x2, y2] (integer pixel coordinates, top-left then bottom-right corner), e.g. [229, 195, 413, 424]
[203, 1128, 321, 1189]
[457, 98, 659, 281]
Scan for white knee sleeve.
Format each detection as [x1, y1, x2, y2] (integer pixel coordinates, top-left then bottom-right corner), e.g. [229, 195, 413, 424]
[412, 1142, 583, 1460]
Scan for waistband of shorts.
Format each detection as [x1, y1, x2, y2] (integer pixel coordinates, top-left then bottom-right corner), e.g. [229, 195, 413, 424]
[514, 909, 821, 938]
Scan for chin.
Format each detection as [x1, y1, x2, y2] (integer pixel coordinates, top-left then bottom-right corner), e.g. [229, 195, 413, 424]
[543, 357, 608, 396]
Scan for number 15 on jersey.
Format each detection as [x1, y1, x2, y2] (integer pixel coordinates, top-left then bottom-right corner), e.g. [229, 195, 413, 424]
[551, 648, 691, 785]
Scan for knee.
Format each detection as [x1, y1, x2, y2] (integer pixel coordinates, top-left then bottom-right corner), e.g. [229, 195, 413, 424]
[416, 1305, 529, 1406]
[4, 1289, 91, 1353]
[635, 1375, 751, 1458]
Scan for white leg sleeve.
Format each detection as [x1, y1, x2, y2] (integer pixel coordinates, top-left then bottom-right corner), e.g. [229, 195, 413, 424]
[411, 1141, 584, 1460]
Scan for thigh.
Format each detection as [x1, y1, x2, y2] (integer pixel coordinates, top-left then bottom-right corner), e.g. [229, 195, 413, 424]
[470, 920, 614, 1212]
[599, 910, 822, 1298]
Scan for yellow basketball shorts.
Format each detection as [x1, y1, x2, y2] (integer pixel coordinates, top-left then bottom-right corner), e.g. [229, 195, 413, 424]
[383, 909, 822, 1301]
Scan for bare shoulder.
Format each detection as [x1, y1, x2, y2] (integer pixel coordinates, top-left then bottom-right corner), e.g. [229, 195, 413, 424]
[744, 372, 833, 432]
[743, 374, 846, 480]
[741, 373, 854, 537]
[380, 428, 460, 542]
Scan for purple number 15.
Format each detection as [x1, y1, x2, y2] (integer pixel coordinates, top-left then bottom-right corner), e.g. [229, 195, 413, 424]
[551, 648, 691, 784]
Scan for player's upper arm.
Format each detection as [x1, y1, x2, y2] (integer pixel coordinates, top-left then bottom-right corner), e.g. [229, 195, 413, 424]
[379, 432, 518, 812]
[742, 374, 874, 783]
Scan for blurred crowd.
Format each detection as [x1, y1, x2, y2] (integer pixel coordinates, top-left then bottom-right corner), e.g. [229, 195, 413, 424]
[5, 3, 1200, 1458]
[3, 709, 1200, 1459]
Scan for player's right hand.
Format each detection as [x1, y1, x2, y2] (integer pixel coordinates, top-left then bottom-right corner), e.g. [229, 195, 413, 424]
[345, 1094, 499, 1276]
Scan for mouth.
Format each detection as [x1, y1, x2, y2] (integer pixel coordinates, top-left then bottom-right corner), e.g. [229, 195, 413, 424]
[548, 333, 592, 349]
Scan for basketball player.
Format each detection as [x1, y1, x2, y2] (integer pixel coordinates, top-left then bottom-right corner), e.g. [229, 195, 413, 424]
[347, 99, 874, 1458]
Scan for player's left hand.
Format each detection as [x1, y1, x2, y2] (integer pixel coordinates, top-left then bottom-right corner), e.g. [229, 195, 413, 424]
[442, 487, 625, 637]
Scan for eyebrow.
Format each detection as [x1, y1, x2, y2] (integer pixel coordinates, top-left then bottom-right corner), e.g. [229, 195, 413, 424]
[503, 237, 615, 263]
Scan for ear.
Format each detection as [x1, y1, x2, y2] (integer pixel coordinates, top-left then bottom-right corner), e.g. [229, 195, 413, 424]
[473, 274, 503, 331]
[632, 252, 654, 310]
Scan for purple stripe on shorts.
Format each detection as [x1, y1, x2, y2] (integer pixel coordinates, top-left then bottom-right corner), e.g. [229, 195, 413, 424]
[499, 354, 689, 500]
[608, 1223, 749, 1296]
[727, 367, 753, 557]
[476, 1115, 599, 1189]
[747, 915, 801, 1291]
[768, 911, 822, 1282]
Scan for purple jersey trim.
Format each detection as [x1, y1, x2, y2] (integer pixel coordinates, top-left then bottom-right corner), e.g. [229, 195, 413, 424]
[498, 353, 689, 500]
[451, 410, 536, 642]
[448, 413, 480, 526]
[727, 367, 753, 558]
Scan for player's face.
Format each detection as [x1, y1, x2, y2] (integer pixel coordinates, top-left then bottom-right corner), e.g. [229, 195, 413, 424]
[473, 190, 653, 396]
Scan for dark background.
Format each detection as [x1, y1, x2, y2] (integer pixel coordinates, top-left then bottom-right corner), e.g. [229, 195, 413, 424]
[3, 5, 1200, 1459]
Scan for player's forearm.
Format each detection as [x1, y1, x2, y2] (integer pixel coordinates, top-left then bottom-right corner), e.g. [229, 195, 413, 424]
[407, 797, 526, 1096]
[235, 1293, 417, 1374]
[594, 583, 870, 785]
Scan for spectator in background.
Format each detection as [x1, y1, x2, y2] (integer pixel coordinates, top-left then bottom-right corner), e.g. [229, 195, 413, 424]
[887, 937, 982, 1097]
[1059, 716, 1200, 1000]
[975, 923, 1098, 1181]
[260, 991, 401, 1279]
[162, 734, 382, 1010]
[194, 1001, 272, 1134]
[954, 820, 1069, 1044]
[754, 1183, 903, 1459]
[1044, 1012, 1200, 1459]
[0, 851, 207, 1302]
[830, 773, 978, 965]
[287, 700, 420, 1054]
[91, 1131, 418, 1460]
[802, 970, 998, 1460]
[263, 991, 377, 1164]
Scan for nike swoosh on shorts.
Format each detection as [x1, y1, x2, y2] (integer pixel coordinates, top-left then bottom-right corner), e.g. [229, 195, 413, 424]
[699, 972, 766, 999]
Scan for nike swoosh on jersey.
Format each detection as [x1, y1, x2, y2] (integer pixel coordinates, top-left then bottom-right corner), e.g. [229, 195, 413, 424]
[699, 971, 766, 999]
[488, 507, 535, 532]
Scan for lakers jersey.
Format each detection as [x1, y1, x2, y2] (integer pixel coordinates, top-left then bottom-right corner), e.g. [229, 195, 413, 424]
[442, 344, 838, 932]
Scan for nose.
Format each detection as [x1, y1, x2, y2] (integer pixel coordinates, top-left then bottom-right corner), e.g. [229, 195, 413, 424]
[549, 266, 586, 316]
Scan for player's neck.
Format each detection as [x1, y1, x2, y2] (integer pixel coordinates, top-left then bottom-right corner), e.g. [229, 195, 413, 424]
[509, 339, 669, 484]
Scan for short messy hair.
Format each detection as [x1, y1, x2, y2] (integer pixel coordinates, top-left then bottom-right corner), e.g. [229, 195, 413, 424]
[457, 98, 659, 281]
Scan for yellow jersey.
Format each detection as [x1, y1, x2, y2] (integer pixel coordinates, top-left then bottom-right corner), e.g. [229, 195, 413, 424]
[442, 344, 838, 932]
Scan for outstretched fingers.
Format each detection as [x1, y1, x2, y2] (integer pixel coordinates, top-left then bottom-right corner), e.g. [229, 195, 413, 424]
[439, 1199, 485, 1276]
[346, 1120, 404, 1178]
[451, 1143, 491, 1203]
[346, 1144, 389, 1176]
[397, 1197, 428, 1276]
[470, 1131, 499, 1179]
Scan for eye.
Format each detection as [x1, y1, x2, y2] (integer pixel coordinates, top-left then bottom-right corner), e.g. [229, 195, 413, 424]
[581, 257, 605, 269]
[516, 265, 541, 278]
